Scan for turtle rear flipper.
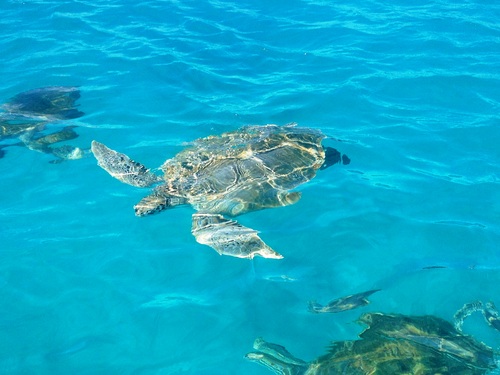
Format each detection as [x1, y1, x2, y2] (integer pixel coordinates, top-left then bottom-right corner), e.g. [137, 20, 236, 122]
[191, 213, 283, 259]
[48, 145, 89, 163]
[91, 141, 162, 188]
[22, 126, 81, 158]
[134, 188, 188, 216]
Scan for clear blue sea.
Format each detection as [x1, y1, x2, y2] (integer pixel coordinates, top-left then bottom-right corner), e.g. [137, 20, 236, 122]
[1, 0, 499, 373]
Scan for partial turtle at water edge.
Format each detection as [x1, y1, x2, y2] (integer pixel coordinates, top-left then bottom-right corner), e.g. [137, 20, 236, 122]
[91, 124, 350, 259]
[0, 86, 88, 162]
[246, 312, 498, 374]
[309, 289, 381, 313]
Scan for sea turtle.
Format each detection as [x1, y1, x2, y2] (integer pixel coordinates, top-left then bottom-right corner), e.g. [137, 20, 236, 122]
[91, 124, 349, 259]
[0, 86, 88, 162]
[1, 86, 84, 120]
[309, 289, 381, 314]
[246, 312, 497, 374]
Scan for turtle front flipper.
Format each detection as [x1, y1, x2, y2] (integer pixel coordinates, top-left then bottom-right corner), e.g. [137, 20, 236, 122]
[91, 141, 162, 187]
[191, 213, 283, 259]
[453, 301, 483, 332]
[245, 337, 308, 374]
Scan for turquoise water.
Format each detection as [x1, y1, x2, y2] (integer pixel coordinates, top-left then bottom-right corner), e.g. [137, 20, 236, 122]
[1, 0, 500, 373]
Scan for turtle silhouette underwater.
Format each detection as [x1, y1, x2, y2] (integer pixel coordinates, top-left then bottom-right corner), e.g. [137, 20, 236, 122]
[91, 124, 349, 259]
[246, 312, 498, 374]
[0, 86, 88, 162]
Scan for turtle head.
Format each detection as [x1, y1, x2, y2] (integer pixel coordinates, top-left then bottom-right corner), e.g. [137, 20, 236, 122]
[321, 147, 350, 170]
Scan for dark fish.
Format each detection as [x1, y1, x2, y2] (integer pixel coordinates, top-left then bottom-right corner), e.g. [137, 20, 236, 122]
[45, 334, 114, 361]
[422, 265, 448, 270]
[308, 289, 381, 313]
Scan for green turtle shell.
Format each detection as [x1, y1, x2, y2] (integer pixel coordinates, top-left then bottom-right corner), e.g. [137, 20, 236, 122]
[247, 313, 497, 375]
[158, 124, 326, 216]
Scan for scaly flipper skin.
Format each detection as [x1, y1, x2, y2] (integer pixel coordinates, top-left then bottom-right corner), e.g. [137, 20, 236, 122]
[454, 300, 500, 333]
[91, 141, 162, 188]
[246, 337, 308, 375]
[134, 188, 188, 216]
[191, 213, 283, 259]
[454, 301, 484, 332]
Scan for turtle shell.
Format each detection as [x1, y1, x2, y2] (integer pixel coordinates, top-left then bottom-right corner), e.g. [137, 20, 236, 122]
[314, 338, 455, 374]
[2, 86, 84, 119]
[159, 124, 326, 215]
[354, 313, 497, 373]
[247, 313, 497, 375]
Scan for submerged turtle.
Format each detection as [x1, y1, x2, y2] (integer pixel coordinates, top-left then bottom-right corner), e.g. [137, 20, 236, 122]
[2, 86, 84, 120]
[246, 312, 497, 374]
[309, 289, 381, 314]
[91, 124, 349, 259]
[0, 86, 88, 162]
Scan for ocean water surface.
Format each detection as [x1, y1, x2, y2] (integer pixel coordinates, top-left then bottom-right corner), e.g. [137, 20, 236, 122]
[1, 0, 499, 373]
